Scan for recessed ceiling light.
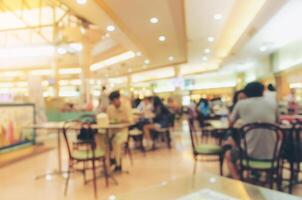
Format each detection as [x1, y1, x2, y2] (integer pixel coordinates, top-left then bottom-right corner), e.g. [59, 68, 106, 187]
[76, 0, 87, 5]
[259, 45, 267, 52]
[106, 25, 115, 32]
[150, 17, 159, 24]
[159, 35, 166, 42]
[208, 37, 215, 42]
[144, 59, 150, 65]
[57, 47, 67, 55]
[204, 48, 211, 54]
[202, 56, 208, 61]
[136, 51, 142, 56]
[213, 14, 222, 20]
[168, 56, 174, 61]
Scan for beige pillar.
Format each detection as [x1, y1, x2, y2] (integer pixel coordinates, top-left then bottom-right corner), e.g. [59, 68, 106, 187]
[51, 56, 59, 97]
[275, 73, 290, 101]
[79, 41, 92, 104]
[173, 65, 183, 105]
[236, 72, 246, 90]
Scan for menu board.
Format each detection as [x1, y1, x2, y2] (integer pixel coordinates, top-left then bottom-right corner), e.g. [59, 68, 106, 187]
[177, 189, 238, 200]
[0, 104, 35, 149]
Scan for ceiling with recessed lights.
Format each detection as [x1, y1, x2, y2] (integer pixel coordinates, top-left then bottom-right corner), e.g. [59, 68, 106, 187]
[0, 0, 301, 84]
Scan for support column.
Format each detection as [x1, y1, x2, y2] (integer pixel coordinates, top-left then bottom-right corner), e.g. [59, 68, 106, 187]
[79, 41, 92, 104]
[173, 65, 183, 105]
[275, 73, 290, 101]
[51, 60, 59, 97]
[236, 72, 246, 90]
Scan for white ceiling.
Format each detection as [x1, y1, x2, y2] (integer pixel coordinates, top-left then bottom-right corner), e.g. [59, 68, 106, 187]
[180, 0, 235, 74]
[1, 0, 301, 83]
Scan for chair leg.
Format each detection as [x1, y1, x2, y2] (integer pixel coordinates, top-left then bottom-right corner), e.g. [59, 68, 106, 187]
[83, 161, 87, 184]
[289, 161, 295, 193]
[64, 162, 71, 196]
[267, 171, 274, 189]
[126, 143, 134, 166]
[166, 131, 172, 149]
[140, 136, 146, 156]
[193, 158, 197, 174]
[92, 159, 98, 199]
[219, 154, 224, 176]
[103, 157, 109, 187]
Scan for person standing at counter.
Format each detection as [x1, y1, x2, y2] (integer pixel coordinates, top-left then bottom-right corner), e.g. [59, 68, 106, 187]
[97, 86, 109, 113]
[106, 91, 133, 172]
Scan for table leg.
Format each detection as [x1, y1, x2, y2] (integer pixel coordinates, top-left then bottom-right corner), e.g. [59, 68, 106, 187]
[35, 128, 67, 180]
[57, 129, 62, 172]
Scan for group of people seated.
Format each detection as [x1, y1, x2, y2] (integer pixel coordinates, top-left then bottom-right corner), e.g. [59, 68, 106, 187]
[189, 81, 279, 179]
[96, 91, 173, 172]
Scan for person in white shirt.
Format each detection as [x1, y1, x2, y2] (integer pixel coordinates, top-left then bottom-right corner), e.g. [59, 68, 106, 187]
[136, 97, 153, 118]
[264, 83, 277, 107]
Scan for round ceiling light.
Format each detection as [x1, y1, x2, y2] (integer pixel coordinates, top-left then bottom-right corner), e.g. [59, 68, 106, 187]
[159, 35, 166, 42]
[57, 47, 67, 55]
[136, 51, 142, 56]
[106, 25, 115, 32]
[259, 45, 267, 52]
[213, 14, 222, 20]
[144, 59, 150, 65]
[76, 0, 87, 5]
[168, 56, 174, 61]
[204, 48, 211, 54]
[207, 37, 215, 42]
[150, 17, 159, 24]
[202, 56, 208, 61]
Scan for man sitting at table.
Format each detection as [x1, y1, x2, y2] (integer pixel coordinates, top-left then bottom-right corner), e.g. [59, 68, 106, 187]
[105, 91, 133, 172]
[224, 81, 278, 179]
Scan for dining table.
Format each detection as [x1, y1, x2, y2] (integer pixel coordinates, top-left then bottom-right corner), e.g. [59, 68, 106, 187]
[114, 172, 301, 200]
[24, 121, 133, 180]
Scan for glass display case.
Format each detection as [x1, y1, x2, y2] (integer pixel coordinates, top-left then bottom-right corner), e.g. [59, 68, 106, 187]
[0, 103, 35, 151]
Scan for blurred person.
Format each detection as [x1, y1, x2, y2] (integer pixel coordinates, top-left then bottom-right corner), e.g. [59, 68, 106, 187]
[143, 96, 171, 148]
[224, 81, 278, 179]
[137, 97, 153, 118]
[288, 89, 298, 115]
[264, 83, 277, 107]
[167, 97, 180, 128]
[230, 90, 247, 112]
[197, 98, 211, 127]
[101, 91, 133, 172]
[96, 86, 109, 113]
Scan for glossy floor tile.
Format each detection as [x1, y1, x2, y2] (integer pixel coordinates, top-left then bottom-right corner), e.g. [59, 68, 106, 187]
[0, 121, 301, 200]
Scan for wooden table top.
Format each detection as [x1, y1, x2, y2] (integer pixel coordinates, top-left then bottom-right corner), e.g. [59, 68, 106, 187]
[115, 173, 300, 200]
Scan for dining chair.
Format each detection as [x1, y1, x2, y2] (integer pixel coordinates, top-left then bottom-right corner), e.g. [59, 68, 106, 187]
[62, 121, 108, 199]
[288, 121, 302, 193]
[238, 123, 283, 189]
[151, 113, 173, 150]
[188, 118, 225, 175]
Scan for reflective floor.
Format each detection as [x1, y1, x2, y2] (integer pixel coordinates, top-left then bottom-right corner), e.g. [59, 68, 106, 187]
[0, 120, 301, 200]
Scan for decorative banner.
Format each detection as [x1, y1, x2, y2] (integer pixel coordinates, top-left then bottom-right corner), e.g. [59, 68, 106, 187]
[0, 105, 34, 148]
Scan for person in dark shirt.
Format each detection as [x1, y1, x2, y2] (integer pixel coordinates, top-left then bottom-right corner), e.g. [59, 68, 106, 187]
[143, 96, 171, 148]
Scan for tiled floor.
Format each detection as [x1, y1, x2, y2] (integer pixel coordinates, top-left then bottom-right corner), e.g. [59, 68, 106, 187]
[0, 120, 301, 200]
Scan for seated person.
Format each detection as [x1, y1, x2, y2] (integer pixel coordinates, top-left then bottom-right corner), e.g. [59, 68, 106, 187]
[224, 82, 278, 179]
[137, 97, 154, 119]
[100, 91, 133, 172]
[143, 96, 171, 148]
